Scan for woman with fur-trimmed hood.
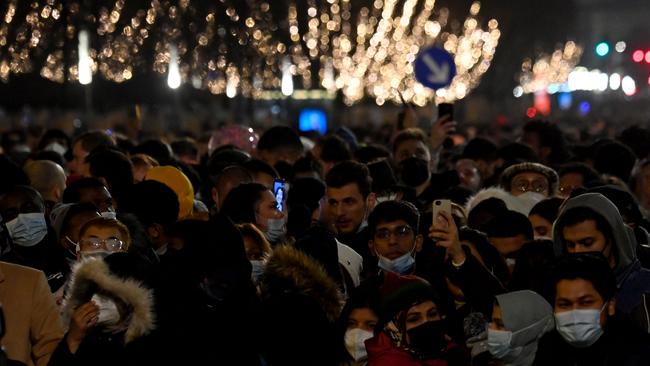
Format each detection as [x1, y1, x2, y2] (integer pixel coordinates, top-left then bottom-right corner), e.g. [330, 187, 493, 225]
[47, 253, 156, 366]
[259, 245, 344, 366]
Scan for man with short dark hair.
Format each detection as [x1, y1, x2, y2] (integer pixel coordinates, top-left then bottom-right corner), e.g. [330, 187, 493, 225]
[553, 193, 650, 334]
[68, 131, 115, 176]
[485, 210, 534, 271]
[255, 126, 304, 167]
[367, 200, 423, 276]
[313, 134, 352, 177]
[62, 177, 115, 216]
[535, 253, 650, 365]
[325, 161, 375, 267]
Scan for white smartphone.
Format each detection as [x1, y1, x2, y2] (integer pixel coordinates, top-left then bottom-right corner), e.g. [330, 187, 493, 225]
[432, 199, 452, 223]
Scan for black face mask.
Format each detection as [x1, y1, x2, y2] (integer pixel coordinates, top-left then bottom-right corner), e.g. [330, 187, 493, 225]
[399, 157, 430, 187]
[406, 320, 447, 359]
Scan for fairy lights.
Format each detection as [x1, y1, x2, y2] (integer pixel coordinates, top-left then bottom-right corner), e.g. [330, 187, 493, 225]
[518, 41, 583, 95]
[0, 1, 499, 105]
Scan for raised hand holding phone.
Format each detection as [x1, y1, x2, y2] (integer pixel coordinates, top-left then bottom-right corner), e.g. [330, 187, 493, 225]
[429, 201, 465, 265]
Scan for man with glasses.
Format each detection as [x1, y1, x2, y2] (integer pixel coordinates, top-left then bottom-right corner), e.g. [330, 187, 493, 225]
[367, 200, 423, 276]
[500, 162, 559, 198]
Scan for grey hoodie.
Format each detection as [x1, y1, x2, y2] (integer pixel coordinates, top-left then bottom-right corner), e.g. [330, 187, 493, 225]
[496, 290, 554, 366]
[553, 193, 650, 333]
[553, 193, 637, 275]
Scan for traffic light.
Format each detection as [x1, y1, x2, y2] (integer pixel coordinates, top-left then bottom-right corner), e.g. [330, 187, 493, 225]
[595, 42, 610, 57]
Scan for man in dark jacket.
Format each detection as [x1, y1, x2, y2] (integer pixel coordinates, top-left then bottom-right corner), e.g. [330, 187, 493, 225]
[553, 193, 650, 334]
[535, 253, 650, 365]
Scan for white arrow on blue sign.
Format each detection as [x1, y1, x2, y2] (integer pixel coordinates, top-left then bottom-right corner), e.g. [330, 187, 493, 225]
[414, 46, 457, 90]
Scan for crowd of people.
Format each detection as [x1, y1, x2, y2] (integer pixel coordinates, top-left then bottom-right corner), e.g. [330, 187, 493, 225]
[1, 113, 650, 366]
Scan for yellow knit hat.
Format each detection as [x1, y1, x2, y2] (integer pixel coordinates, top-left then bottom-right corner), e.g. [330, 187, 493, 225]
[145, 165, 194, 220]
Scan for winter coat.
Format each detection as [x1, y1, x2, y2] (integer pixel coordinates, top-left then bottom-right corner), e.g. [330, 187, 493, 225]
[47, 257, 156, 366]
[365, 332, 465, 366]
[0, 261, 64, 366]
[534, 315, 650, 366]
[553, 193, 650, 333]
[259, 245, 343, 366]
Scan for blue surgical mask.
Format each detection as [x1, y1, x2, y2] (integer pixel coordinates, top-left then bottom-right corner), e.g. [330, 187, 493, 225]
[376, 246, 416, 275]
[264, 218, 286, 243]
[6, 212, 48, 247]
[555, 305, 605, 348]
[487, 328, 521, 360]
[250, 259, 265, 283]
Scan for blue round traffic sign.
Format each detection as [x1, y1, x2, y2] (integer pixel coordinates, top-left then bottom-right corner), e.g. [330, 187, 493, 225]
[414, 47, 457, 90]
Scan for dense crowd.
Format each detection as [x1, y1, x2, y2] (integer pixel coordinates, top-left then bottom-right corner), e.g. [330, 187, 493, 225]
[1, 114, 650, 366]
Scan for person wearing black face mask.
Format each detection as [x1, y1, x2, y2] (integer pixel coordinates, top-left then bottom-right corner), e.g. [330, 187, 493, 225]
[393, 129, 459, 211]
[365, 272, 469, 365]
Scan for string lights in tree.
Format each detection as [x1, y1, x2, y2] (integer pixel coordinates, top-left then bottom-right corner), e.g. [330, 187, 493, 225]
[0, 0, 500, 105]
[516, 41, 583, 96]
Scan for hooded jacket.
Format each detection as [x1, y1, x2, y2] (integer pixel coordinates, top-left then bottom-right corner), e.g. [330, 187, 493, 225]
[494, 290, 554, 366]
[553, 193, 650, 333]
[259, 245, 343, 365]
[49, 257, 156, 366]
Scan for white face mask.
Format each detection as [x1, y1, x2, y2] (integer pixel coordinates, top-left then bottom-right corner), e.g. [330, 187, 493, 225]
[250, 259, 265, 283]
[80, 250, 111, 260]
[6, 212, 48, 247]
[344, 328, 374, 362]
[91, 294, 121, 325]
[555, 305, 605, 348]
[100, 211, 117, 220]
[44, 142, 67, 156]
[264, 218, 286, 242]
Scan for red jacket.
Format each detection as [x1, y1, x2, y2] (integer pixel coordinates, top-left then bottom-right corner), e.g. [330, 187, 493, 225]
[365, 332, 451, 366]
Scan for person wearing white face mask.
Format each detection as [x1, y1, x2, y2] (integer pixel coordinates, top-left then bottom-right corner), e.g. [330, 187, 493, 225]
[48, 252, 156, 366]
[221, 183, 287, 245]
[236, 223, 273, 285]
[534, 253, 650, 365]
[487, 290, 554, 366]
[75, 217, 130, 260]
[337, 288, 380, 366]
[0, 185, 69, 290]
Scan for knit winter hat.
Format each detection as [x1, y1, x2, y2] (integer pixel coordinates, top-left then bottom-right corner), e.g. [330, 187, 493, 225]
[500, 162, 559, 195]
[145, 165, 194, 220]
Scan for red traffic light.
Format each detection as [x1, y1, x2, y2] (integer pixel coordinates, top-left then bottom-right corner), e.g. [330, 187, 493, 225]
[633, 50, 645, 63]
[646, 51, 650, 64]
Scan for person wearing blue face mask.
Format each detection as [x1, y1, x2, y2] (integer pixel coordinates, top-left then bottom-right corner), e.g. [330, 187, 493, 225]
[487, 290, 554, 366]
[367, 201, 423, 277]
[0, 185, 67, 291]
[534, 253, 650, 365]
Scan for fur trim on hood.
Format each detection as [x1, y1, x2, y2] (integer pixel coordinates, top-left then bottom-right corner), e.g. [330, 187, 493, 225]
[261, 245, 342, 323]
[63, 258, 155, 344]
[465, 186, 540, 216]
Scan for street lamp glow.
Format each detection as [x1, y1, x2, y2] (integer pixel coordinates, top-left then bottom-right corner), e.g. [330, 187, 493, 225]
[621, 75, 636, 96]
[78, 30, 92, 85]
[167, 45, 181, 89]
[281, 59, 293, 96]
[609, 73, 621, 90]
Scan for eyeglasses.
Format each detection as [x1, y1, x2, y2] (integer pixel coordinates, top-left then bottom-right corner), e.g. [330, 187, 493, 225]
[79, 237, 125, 252]
[374, 225, 414, 241]
[512, 178, 548, 193]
